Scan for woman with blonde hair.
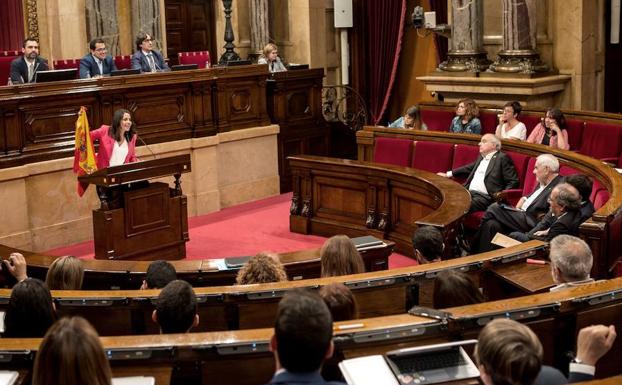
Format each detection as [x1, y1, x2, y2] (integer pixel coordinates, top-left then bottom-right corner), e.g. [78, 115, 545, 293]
[257, 43, 287, 72]
[32, 316, 111, 385]
[235, 252, 288, 285]
[320, 235, 365, 277]
[45, 255, 84, 290]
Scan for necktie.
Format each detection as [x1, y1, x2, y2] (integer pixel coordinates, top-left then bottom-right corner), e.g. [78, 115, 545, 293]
[97, 58, 103, 75]
[28, 62, 34, 82]
[147, 53, 156, 72]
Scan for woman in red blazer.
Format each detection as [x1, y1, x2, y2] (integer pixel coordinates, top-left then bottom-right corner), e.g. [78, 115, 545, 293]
[90, 109, 138, 169]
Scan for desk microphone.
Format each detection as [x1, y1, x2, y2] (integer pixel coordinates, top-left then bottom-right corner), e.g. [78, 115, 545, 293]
[137, 135, 157, 160]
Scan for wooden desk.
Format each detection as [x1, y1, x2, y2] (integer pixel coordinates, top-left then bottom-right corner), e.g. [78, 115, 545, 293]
[484, 259, 555, 299]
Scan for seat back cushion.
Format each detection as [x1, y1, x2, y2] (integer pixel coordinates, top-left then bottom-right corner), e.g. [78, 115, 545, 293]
[580, 121, 622, 160]
[0, 56, 15, 85]
[373, 137, 413, 167]
[178, 51, 211, 68]
[114, 55, 132, 70]
[522, 157, 539, 195]
[412, 141, 454, 173]
[565, 119, 584, 151]
[593, 189, 610, 210]
[53, 59, 81, 78]
[520, 113, 542, 137]
[420, 109, 454, 131]
[506, 151, 530, 188]
[479, 110, 498, 135]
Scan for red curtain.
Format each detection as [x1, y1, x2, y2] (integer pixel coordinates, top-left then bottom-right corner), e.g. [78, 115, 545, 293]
[428, 0, 448, 64]
[0, 0, 25, 51]
[366, 0, 407, 125]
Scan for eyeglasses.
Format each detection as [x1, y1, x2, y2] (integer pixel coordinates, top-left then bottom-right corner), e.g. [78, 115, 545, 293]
[95, 48, 107, 52]
[143, 38, 154, 42]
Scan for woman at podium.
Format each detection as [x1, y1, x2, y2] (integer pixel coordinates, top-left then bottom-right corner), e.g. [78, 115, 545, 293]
[90, 108, 138, 168]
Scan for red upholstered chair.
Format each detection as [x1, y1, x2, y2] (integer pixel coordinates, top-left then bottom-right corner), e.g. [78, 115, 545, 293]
[178, 51, 211, 68]
[559, 165, 580, 177]
[420, 109, 454, 131]
[0, 56, 15, 85]
[52, 59, 81, 78]
[114, 55, 132, 70]
[593, 189, 610, 210]
[373, 137, 413, 167]
[411, 141, 454, 173]
[579, 121, 622, 162]
[479, 110, 498, 135]
[501, 157, 538, 206]
[565, 119, 585, 151]
[0, 50, 20, 57]
[519, 113, 541, 137]
[451, 144, 479, 183]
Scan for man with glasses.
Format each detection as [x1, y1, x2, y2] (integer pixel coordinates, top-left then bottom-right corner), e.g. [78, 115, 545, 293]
[79, 38, 117, 79]
[9, 37, 49, 84]
[131, 32, 170, 73]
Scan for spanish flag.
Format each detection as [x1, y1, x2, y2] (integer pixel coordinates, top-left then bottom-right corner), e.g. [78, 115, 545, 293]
[73, 106, 97, 196]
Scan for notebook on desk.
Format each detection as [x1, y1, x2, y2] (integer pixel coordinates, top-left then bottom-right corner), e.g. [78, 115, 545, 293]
[224, 256, 252, 269]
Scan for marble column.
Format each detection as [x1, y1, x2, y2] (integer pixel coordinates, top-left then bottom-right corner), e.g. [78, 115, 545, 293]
[130, 0, 162, 51]
[85, 0, 120, 55]
[488, 0, 549, 74]
[439, 0, 490, 73]
[250, 0, 269, 54]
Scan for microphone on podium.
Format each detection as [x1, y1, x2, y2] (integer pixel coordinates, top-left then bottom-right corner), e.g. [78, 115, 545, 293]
[137, 135, 157, 160]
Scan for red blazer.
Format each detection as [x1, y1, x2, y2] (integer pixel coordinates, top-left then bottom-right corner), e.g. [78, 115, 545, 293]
[90, 125, 138, 169]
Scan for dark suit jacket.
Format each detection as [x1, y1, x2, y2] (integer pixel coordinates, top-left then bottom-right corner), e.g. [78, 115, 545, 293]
[523, 175, 564, 221]
[9, 56, 49, 84]
[452, 151, 519, 196]
[527, 200, 595, 237]
[533, 365, 594, 385]
[526, 209, 584, 241]
[131, 50, 170, 72]
[266, 370, 346, 385]
[79, 54, 117, 78]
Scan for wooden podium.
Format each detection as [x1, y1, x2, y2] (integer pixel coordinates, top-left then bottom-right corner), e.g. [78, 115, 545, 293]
[78, 155, 191, 261]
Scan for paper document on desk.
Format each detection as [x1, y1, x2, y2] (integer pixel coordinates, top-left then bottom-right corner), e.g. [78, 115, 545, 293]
[0, 371, 18, 385]
[339, 355, 399, 385]
[112, 377, 155, 385]
[491, 233, 522, 248]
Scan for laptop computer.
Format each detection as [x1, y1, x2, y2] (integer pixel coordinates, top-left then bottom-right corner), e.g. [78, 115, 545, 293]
[110, 68, 140, 77]
[171, 64, 198, 71]
[35, 69, 77, 83]
[384, 340, 480, 385]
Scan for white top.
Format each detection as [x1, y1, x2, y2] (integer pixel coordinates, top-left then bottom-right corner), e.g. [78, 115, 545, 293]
[496, 121, 527, 140]
[468, 151, 497, 195]
[109, 140, 128, 167]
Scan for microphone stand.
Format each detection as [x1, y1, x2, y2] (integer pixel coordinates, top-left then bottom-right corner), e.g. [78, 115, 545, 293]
[137, 135, 157, 160]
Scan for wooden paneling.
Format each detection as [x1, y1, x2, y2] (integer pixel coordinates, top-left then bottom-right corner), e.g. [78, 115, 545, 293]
[164, 0, 216, 66]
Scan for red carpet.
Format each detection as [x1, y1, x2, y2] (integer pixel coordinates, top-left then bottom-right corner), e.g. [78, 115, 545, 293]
[45, 193, 416, 269]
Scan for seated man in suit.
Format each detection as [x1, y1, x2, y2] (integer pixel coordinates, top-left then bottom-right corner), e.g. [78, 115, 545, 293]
[131, 32, 170, 73]
[152, 280, 199, 334]
[509, 183, 582, 242]
[548, 234, 595, 292]
[438, 133, 519, 213]
[9, 37, 49, 84]
[267, 289, 345, 385]
[477, 318, 616, 385]
[79, 38, 117, 79]
[473, 153, 563, 253]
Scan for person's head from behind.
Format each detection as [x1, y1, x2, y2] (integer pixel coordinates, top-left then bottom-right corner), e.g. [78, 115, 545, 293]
[403, 105, 421, 129]
[272, 289, 334, 373]
[235, 252, 288, 285]
[4, 278, 56, 338]
[32, 316, 111, 385]
[153, 280, 198, 334]
[412, 226, 444, 264]
[319, 283, 358, 322]
[533, 154, 559, 185]
[476, 318, 542, 385]
[262, 43, 279, 62]
[456, 98, 479, 121]
[549, 234, 593, 284]
[433, 270, 485, 309]
[141, 260, 177, 290]
[45, 255, 84, 290]
[320, 235, 365, 277]
[565, 174, 593, 203]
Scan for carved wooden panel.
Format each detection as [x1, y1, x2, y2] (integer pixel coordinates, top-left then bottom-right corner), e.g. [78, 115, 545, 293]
[313, 175, 368, 225]
[164, 0, 216, 65]
[124, 185, 171, 237]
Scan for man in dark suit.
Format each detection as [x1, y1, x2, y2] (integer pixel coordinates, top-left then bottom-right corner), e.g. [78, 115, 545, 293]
[438, 133, 519, 213]
[131, 32, 170, 73]
[267, 289, 345, 385]
[79, 38, 117, 79]
[473, 153, 563, 252]
[9, 37, 49, 84]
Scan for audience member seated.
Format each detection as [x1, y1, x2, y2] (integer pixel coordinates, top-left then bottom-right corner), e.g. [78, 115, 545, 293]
[495, 101, 527, 140]
[412, 225, 444, 264]
[319, 283, 358, 321]
[141, 260, 177, 290]
[236, 252, 288, 285]
[79, 37, 117, 79]
[131, 32, 170, 73]
[433, 270, 485, 309]
[437, 134, 519, 213]
[32, 316, 112, 385]
[258, 43, 287, 73]
[449, 98, 482, 134]
[389, 105, 428, 130]
[45, 255, 84, 290]
[320, 235, 365, 278]
[267, 289, 346, 385]
[477, 318, 616, 385]
[473, 154, 562, 253]
[9, 37, 49, 84]
[549, 235, 595, 292]
[2, 251, 28, 283]
[153, 280, 199, 334]
[527, 107, 570, 150]
[564, 174, 596, 221]
[509, 183, 582, 242]
[3, 278, 56, 338]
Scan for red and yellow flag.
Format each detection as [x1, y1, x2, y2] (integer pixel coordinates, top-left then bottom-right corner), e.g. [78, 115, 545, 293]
[73, 106, 97, 196]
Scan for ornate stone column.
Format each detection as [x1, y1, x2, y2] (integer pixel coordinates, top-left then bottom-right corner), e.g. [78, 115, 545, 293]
[439, 0, 490, 73]
[86, 0, 120, 55]
[130, 0, 163, 51]
[250, 0, 269, 54]
[488, 0, 550, 74]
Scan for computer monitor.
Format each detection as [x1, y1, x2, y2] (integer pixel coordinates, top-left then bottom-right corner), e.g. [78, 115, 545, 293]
[171, 64, 198, 71]
[226, 59, 252, 66]
[286, 64, 309, 70]
[110, 68, 141, 77]
[35, 69, 77, 83]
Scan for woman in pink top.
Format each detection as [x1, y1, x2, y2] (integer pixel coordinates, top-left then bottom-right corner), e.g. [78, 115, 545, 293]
[526, 107, 570, 150]
[90, 108, 138, 169]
